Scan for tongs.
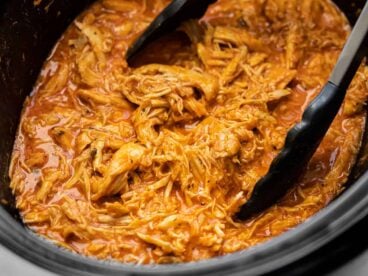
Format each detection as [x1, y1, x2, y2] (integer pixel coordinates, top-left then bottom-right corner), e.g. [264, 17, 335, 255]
[238, 1, 368, 219]
[127, 0, 368, 220]
[126, 0, 217, 64]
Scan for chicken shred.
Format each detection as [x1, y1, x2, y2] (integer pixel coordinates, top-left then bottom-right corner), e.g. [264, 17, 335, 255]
[9, 0, 368, 265]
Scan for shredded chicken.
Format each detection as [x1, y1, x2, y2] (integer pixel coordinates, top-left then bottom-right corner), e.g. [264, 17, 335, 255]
[9, 0, 368, 265]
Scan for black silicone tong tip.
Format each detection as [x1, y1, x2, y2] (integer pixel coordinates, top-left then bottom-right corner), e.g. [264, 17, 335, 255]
[126, 0, 217, 65]
[237, 2, 368, 220]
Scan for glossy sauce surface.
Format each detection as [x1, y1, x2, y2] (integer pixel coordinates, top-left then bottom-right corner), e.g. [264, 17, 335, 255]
[10, 0, 368, 264]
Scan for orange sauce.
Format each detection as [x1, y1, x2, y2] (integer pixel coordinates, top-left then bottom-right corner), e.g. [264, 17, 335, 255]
[9, 0, 368, 264]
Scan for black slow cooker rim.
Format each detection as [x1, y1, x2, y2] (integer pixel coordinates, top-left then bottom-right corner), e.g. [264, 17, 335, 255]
[1, 169, 368, 276]
[1, 0, 367, 275]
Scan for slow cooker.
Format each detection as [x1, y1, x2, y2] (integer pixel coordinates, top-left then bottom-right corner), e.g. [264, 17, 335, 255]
[1, 0, 368, 275]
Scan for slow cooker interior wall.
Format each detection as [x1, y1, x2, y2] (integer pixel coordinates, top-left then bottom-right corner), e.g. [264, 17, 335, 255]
[0, 0, 366, 218]
[0, 0, 94, 217]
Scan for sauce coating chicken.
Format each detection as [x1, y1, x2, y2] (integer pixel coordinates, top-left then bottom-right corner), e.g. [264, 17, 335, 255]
[9, 0, 368, 264]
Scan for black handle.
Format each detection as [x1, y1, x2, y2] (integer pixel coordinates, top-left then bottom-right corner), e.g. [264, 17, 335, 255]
[237, 82, 343, 219]
[126, 0, 217, 64]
